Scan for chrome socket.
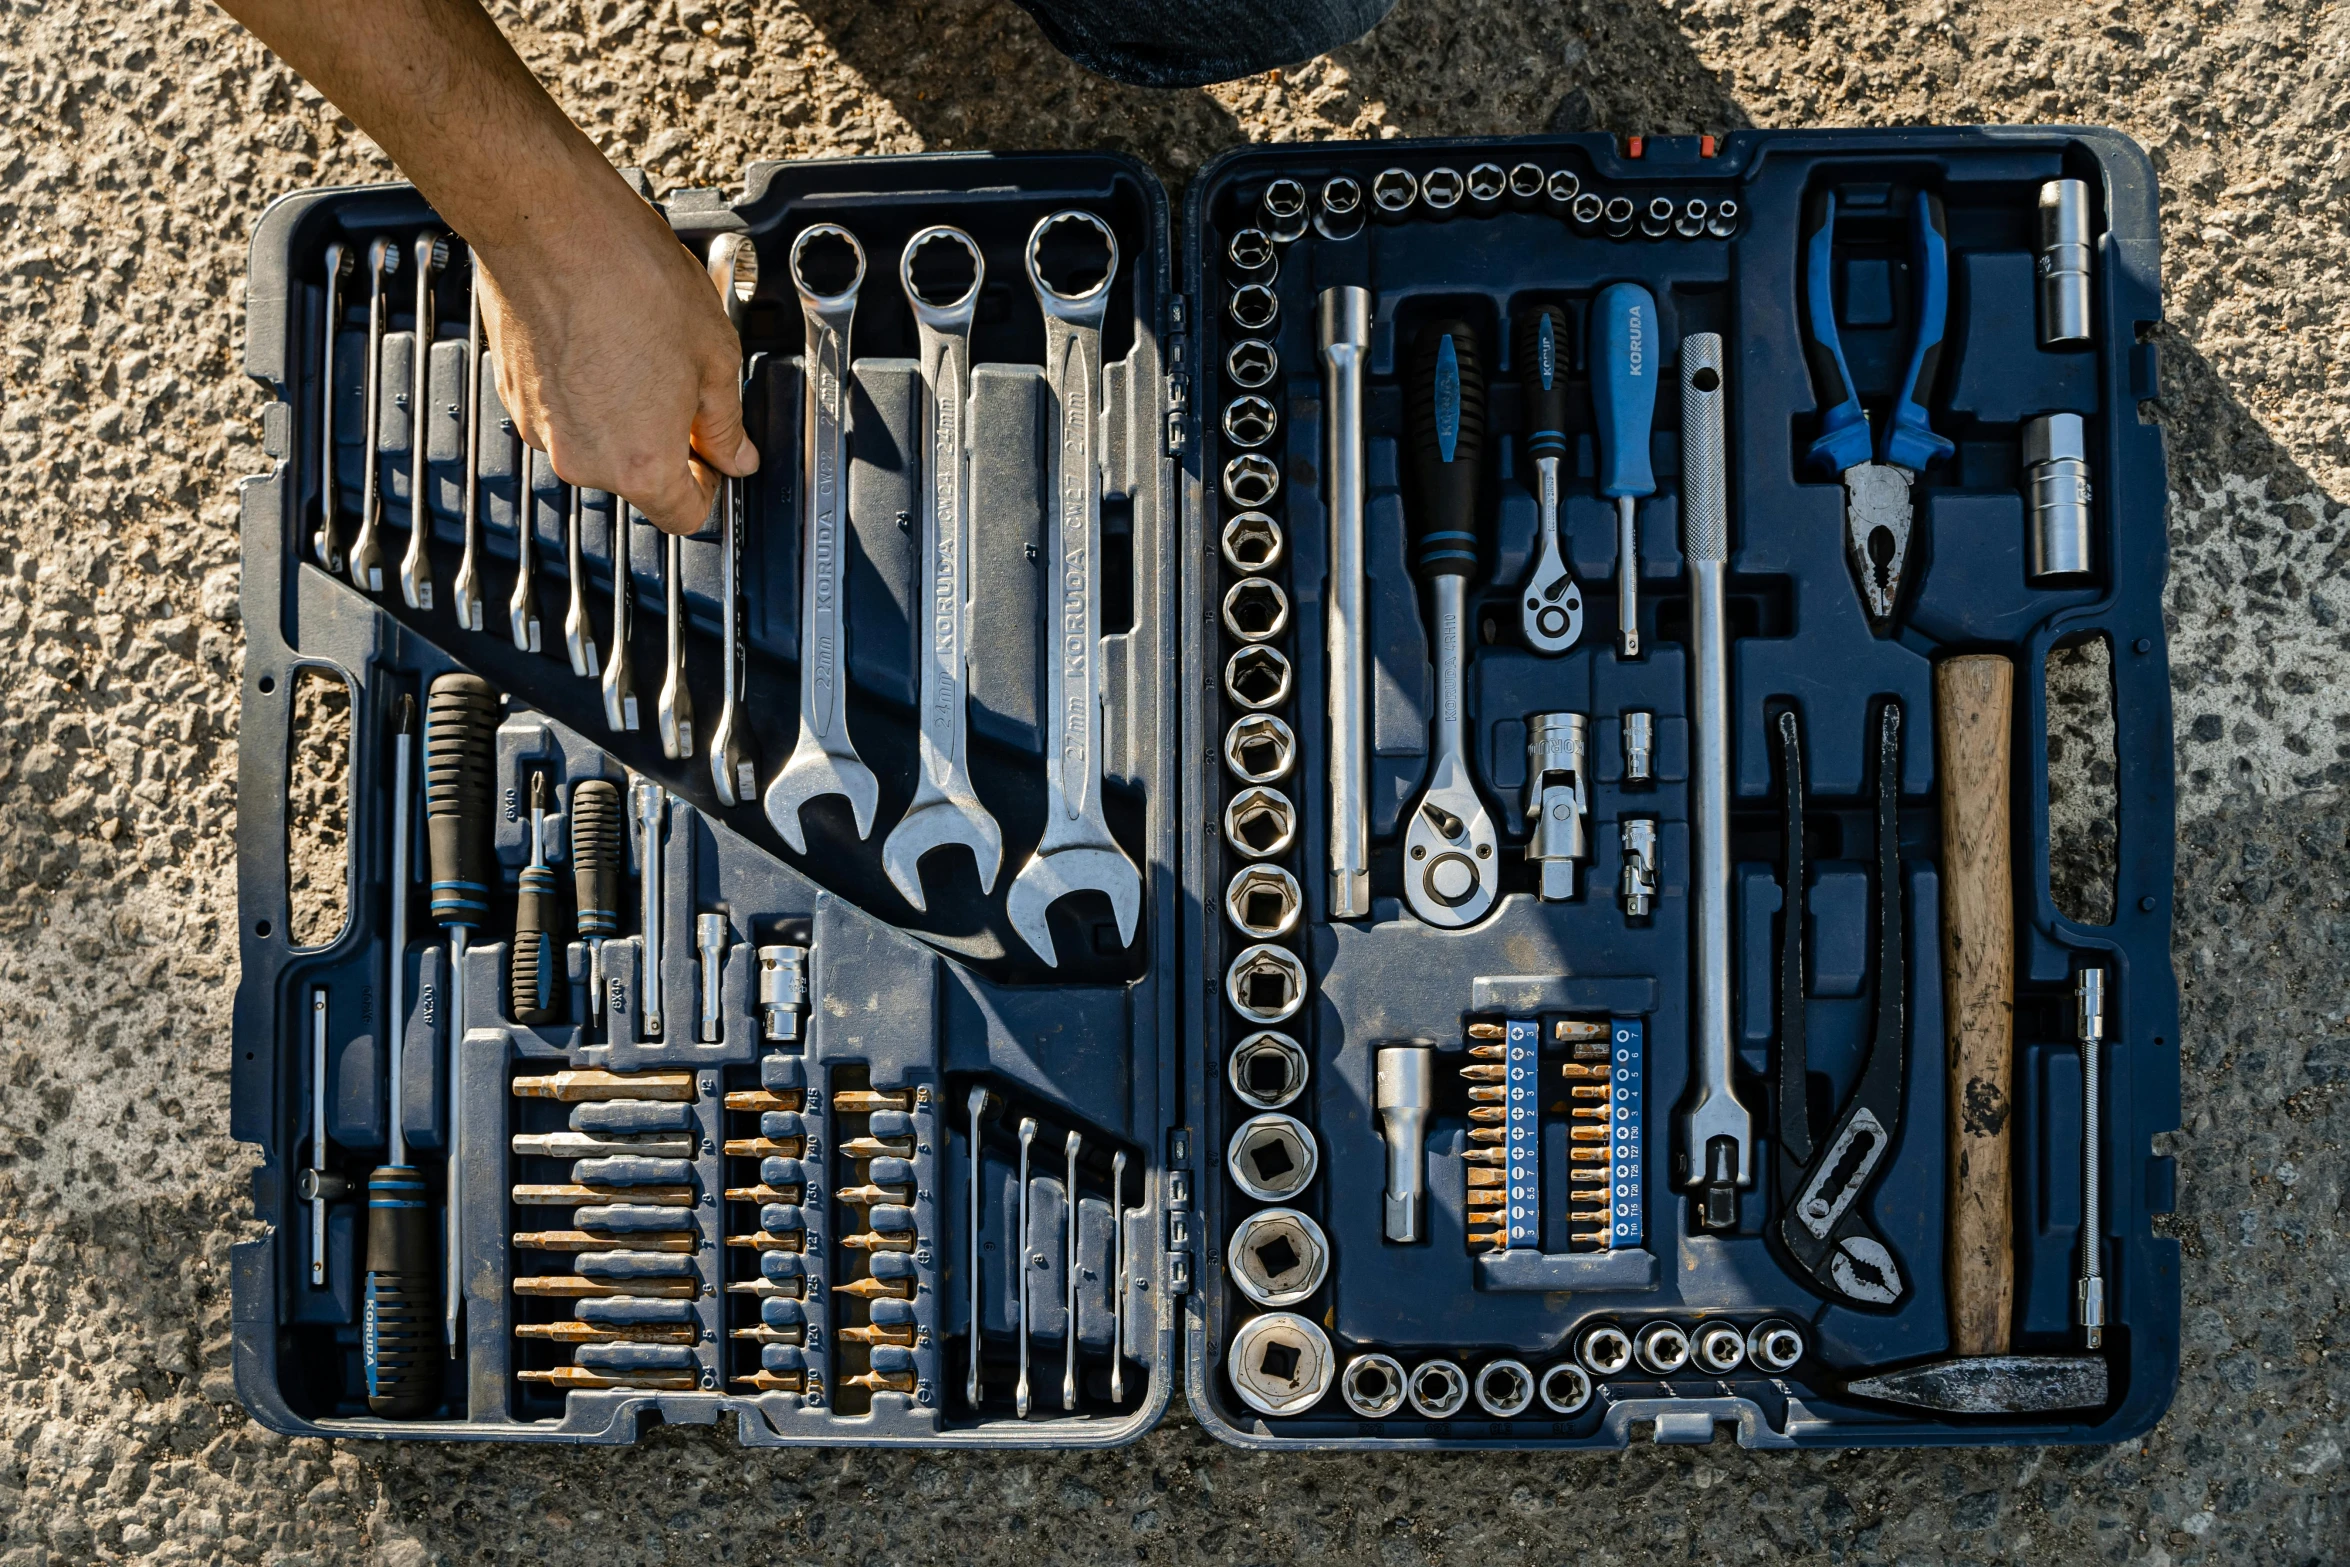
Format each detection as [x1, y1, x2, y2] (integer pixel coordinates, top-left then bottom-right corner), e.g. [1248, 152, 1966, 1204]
[1507, 162, 1547, 209]
[1419, 166, 1464, 218]
[1222, 394, 1278, 449]
[1221, 576, 1291, 643]
[1224, 713, 1297, 785]
[1577, 1322, 1633, 1376]
[1315, 175, 1364, 240]
[1707, 197, 1742, 239]
[1474, 1358, 1535, 1417]
[1229, 1207, 1329, 1305]
[1603, 195, 1635, 239]
[1222, 452, 1281, 509]
[1545, 168, 1582, 213]
[2037, 177, 2094, 346]
[1406, 1358, 1468, 1418]
[1539, 1361, 1594, 1415]
[1371, 167, 1418, 222]
[1225, 946, 1308, 1028]
[1223, 643, 1294, 711]
[1570, 191, 1604, 234]
[1226, 1109, 1317, 1198]
[1228, 1027, 1309, 1108]
[2024, 411, 2094, 580]
[1525, 712, 1590, 901]
[1260, 178, 1310, 244]
[1229, 281, 1279, 332]
[1465, 162, 1508, 216]
[1676, 198, 1708, 239]
[1748, 1318, 1806, 1373]
[1622, 708, 1656, 784]
[1641, 195, 1675, 239]
[1225, 337, 1279, 389]
[1228, 1311, 1332, 1414]
[1633, 1320, 1691, 1375]
[1222, 785, 1297, 860]
[1220, 511, 1284, 574]
[1620, 817, 1659, 918]
[1693, 1321, 1748, 1375]
[1342, 1352, 1407, 1417]
[757, 943, 808, 1042]
[1226, 226, 1277, 282]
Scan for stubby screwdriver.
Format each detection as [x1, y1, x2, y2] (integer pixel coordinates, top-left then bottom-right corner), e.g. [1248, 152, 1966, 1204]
[425, 670, 499, 1353]
[364, 693, 437, 1416]
[1592, 283, 1661, 660]
[510, 770, 561, 1027]
[570, 778, 624, 1025]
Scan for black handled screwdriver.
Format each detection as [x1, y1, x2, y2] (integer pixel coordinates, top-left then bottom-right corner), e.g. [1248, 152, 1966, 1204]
[510, 771, 560, 1026]
[569, 777, 623, 1025]
[425, 669, 499, 1355]
[364, 692, 437, 1416]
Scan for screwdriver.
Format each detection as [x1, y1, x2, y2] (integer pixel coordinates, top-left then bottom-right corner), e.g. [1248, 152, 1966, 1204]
[510, 771, 560, 1026]
[569, 778, 623, 1024]
[425, 669, 499, 1354]
[1592, 282, 1661, 660]
[363, 692, 437, 1417]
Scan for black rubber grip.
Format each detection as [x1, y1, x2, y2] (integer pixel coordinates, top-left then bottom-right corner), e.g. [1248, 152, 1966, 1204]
[511, 872, 559, 1025]
[1406, 318, 1486, 580]
[569, 778, 623, 939]
[1513, 304, 1572, 460]
[362, 1163, 439, 1418]
[423, 672, 498, 930]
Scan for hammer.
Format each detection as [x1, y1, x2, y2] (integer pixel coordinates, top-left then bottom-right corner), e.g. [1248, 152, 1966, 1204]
[1842, 655, 2107, 1414]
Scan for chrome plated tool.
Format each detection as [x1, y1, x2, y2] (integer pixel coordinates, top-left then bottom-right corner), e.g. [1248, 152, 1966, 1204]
[1514, 304, 1584, 653]
[1319, 285, 1373, 920]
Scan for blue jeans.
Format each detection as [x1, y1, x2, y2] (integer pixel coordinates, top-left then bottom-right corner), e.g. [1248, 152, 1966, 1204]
[1010, 0, 1395, 87]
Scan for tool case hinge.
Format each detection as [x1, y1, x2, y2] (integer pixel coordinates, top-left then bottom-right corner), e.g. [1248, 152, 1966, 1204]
[1165, 297, 1190, 455]
[1165, 1130, 1193, 1293]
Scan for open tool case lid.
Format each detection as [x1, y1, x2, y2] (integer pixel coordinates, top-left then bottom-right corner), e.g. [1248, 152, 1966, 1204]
[229, 127, 2179, 1451]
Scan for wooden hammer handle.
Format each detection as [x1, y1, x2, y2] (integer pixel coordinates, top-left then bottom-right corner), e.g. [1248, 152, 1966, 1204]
[1937, 654, 2016, 1358]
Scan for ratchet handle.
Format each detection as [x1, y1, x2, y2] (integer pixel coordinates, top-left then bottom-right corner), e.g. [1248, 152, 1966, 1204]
[1513, 304, 1572, 463]
[1591, 283, 1660, 500]
[1799, 189, 1873, 477]
[1406, 318, 1486, 580]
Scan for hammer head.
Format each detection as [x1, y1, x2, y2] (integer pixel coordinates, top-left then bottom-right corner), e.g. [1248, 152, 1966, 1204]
[1842, 1354, 2108, 1415]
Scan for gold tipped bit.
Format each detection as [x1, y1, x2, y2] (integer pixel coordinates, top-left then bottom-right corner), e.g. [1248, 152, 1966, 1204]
[1570, 1147, 1607, 1163]
[1569, 1207, 1609, 1223]
[519, 1367, 696, 1390]
[840, 1231, 916, 1253]
[1462, 1147, 1507, 1166]
[733, 1369, 810, 1394]
[1468, 1042, 1507, 1060]
[721, 1137, 806, 1159]
[1466, 1085, 1509, 1104]
[722, 1090, 805, 1113]
[724, 1185, 806, 1205]
[512, 1069, 697, 1102]
[1573, 1106, 1608, 1122]
[514, 1321, 698, 1345]
[511, 1183, 694, 1207]
[838, 1136, 915, 1160]
[1552, 1019, 1607, 1044]
[834, 1090, 911, 1113]
[725, 1277, 807, 1300]
[1570, 1125, 1607, 1142]
[1467, 1127, 1507, 1145]
[1468, 1106, 1507, 1124]
[1560, 1062, 1608, 1080]
[834, 1183, 912, 1207]
[511, 1230, 696, 1252]
[725, 1232, 807, 1253]
[1570, 1084, 1609, 1100]
[511, 1275, 698, 1299]
[846, 1369, 916, 1394]
[1570, 1230, 1608, 1246]
[838, 1322, 916, 1347]
[1466, 1167, 1507, 1188]
[729, 1324, 806, 1346]
[1459, 1063, 1509, 1082]
[835, 1274, 913, 1300]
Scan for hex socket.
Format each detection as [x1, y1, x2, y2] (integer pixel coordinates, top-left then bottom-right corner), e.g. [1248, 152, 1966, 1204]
[1222, 453, 1281, 509]
[1342, 1352, 1407, 1417]
[1226, 1109, 1317, 1197]
[1222, 394, 1278, 449]
[1226, 226, 1277, 281]
[1223, 643, 1293, 711]
[1227, 1027, 1309, 1107]
[1222, 785, 1297, 860]
[1224, 945, 1307, 1027]
[1420, 166, 1464, 218]
[1371, 167, 1418, 221]
[1229, 282, 1279, 332]
[1219, 511, 1284, 574]
[1465, 162, 1507, 216]
[1221, 576, 1291, 643]
[1224, 337, 1279, 389]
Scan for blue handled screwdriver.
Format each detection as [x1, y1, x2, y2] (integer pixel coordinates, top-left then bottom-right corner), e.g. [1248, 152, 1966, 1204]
[1592, 283, 1661, 660]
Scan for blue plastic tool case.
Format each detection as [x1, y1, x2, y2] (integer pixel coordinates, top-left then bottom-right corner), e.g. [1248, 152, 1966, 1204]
[231, 127, 2180, 1450]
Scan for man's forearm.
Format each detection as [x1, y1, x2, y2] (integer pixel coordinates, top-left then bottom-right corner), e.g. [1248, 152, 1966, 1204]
[219, 0, 643, 266]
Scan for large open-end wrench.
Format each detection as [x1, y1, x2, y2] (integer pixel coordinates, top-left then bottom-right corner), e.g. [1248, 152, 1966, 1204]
[1006, 210, 1142, 968]
[705, 234, 759, 807]
[311, 240, 354, 575]
[884, 226, 1003, 908]
[400, 229, 447, 612]
[349, 235, 399, 595]
[1675, 333, 1757, 1230]
[1399, 319, 1499, 928]
[764, 224, 878, 852]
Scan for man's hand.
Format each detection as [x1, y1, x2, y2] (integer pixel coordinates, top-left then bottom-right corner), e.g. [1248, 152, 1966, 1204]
[217, 0, 754, 535]
[476, 190, 756, 535]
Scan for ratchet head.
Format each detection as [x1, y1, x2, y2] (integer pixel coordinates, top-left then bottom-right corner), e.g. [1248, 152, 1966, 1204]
[1005, 845, 1141, 969]
[1401, 750, 1499, 928]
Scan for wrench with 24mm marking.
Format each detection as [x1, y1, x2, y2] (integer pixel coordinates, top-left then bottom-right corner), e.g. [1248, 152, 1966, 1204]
[1005, 211, 1141, 967]
[764, 224, 879, 852]
[884, 226, 1003, 908]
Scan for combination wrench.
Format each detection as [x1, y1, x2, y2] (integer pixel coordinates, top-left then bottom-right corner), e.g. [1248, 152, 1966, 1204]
[1399, 319, 1499, 928]
[564, 483, 601, 679]
[400, 229, 447, 612]
[658, 530, 693, 761]
[311, 239, 354, 575]
[764, 224, 879, 851]
[601, 500, 640, 732]
[706, 233, 759, 806]
[451, 259, 487, 632]
[1514, 304, 1584, 653]
[348, 235, 399, 595]
[1675, 333, 1756, 1230]
[509, 443, 543, 653]
[1319, 286, 1373, 920]
[883, 226, 1003, 908]
[1005, 210, 1142, 967]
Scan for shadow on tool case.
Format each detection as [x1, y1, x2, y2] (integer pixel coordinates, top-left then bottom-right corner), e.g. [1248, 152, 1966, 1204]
[232, 131, 2179, 1452]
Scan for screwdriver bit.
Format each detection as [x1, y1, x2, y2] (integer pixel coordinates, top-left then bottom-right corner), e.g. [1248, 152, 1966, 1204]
[514, 1068, 695, 1102]
[510, 1183, 693, 1206]
[721, 1137, 804, 1159]
[729, 1324, 807, 1346]
[511, 1275, 699, 1299]
[833, 1090, 911, 1114]
[732, 1369, 810, 1394]
[837, 1136, 914, 1160]
[518, 1367, 695, 1391]
[514, 1321, 698, 1345]
[722, 1090, 806, 1114]
[511, 1131, 696, 1160]
[512, 1230, 695, 1252]
[722, 1185, 805, 1205]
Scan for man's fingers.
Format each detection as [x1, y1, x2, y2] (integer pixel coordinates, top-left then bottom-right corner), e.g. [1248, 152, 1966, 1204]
[633, 453, 720, 537]
[691, 366, 760, 479]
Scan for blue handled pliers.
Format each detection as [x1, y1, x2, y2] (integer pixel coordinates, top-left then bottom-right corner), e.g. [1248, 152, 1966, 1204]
[1800, 188, 1954, 625]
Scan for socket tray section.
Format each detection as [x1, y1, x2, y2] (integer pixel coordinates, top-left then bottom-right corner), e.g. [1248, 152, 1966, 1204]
[231, 129, 2179, 1452]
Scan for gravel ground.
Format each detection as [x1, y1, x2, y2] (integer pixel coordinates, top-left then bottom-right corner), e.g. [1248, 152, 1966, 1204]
[4, 0, 2348, 1561]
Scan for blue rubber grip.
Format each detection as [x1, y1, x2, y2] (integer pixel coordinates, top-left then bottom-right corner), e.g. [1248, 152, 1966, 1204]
[1882, 188, 1956, 473]
[1801, 189, 1874, 476]
[1591, 282, 1660, 500]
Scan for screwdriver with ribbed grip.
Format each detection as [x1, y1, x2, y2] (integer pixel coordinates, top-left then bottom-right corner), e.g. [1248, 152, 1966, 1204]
[510, 770, 560, 1026]
[364, 692, 437, 1417]
[425, 669, 498, 1354]
[569, 778, 623, 1023]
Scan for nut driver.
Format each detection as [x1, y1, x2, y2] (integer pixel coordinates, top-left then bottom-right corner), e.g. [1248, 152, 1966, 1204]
[882, 226, 1003, 907]
[1005, 211, 1141, 966]
[1776, 698, 1911, 1306]
[1513, 304, 1584, 653]
[1800, 187, 1953, 626]
[1398, 318, 1498, 928]
[764, 223, 878, 850]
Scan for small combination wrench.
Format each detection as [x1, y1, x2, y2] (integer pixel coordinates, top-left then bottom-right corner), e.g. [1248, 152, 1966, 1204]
[400, 229, 447, 613]
[1004, 210, 1142, 966]
[509, 443, 543, 654]
[764, 224, 879, 851]
[311, 239, 354, 576]
[451, 259, 487, 633]
[705, 232, 760, 806]
[349, 235, 399, 596]
[882, 226, 1003, 907]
